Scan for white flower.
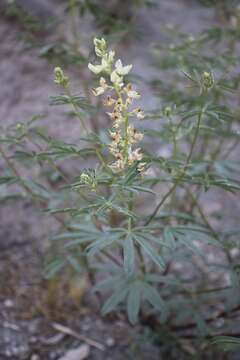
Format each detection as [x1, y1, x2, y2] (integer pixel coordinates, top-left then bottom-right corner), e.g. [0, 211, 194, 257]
[110, 70, 123, 86]
[128, 148, 143, 164]
[88, 63, 104, 74]
[128, 90, 140, 99]
[137, 162, 146, 175]
[103, 96, 116, 107]
[110, 159, 125, 172]
[92, 87, 104, 96]
[124, 84, 141, 99]
[107, 50, 115, 63]
[92, 77, 108, 96]
[99, 77, 107, 87]
[132, 108, 145, 119]
[115, 59, 132, 76]
[88, 57, 111, 75]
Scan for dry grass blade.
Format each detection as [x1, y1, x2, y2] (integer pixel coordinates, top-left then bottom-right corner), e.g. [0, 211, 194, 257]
[51, 322, 105, 351]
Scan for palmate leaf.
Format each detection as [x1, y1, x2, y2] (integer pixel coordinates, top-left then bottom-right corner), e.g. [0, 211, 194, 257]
[162, 225, 222, 259]
[101, 275, 168, 324]
[174, 225, 222, 246]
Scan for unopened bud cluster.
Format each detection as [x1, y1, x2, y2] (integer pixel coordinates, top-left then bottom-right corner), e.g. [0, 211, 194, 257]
[202, 71, 214, 93]
[163, 106, 172, 117]
[88, 38, 145, 173]
[54, 67, 69, 87]
[75, 170, 97, 191]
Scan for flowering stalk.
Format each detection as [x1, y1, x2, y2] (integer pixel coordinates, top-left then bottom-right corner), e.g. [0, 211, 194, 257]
[88, 38, 145, 173]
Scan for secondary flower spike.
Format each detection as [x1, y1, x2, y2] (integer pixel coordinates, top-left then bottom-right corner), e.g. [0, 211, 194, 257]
[88, 37, 145, 173]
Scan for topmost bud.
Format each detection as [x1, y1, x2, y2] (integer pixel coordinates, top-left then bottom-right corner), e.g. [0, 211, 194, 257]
[94, 37, 107, 57]
[202, 71, 214, 89]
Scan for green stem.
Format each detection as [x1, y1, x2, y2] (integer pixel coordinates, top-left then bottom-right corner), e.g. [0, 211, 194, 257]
[0, 145, 44, 201]
[146, 110, 203, 225]
[65, 85, 89, 134]
[186, 188, 218, 238]
[69, 0, 79, 50]
[124, 114, 129, 162]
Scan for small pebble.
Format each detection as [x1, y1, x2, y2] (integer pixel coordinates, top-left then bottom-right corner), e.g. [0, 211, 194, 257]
[4, 299, 14, 308]
[106, 337, 115, 347]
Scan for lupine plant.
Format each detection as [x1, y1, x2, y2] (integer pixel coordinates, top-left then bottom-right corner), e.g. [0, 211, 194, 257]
[1, 35, 240, 355]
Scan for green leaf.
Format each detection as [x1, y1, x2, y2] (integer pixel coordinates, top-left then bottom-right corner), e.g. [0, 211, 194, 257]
[145, 274, 181, 287]
[142, 283, 168, 321]
[0, 176, 18, 185]
[86, 236, 119, 257]
[102, 287, 129, 315]
[92, 275, 123, 293]
[50, 232, 86, 241]
[43, 258, 66, 278]
[163, 227, 177, 249]
[123, 236, 135, 275]
[134, 236, 165, 269]
[66, 255, 83, 272]
[127, 282, 141, 324]
[193, 313, 210, 336]
[211, 336, 240, 351]
[49, 94, 92, 110]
